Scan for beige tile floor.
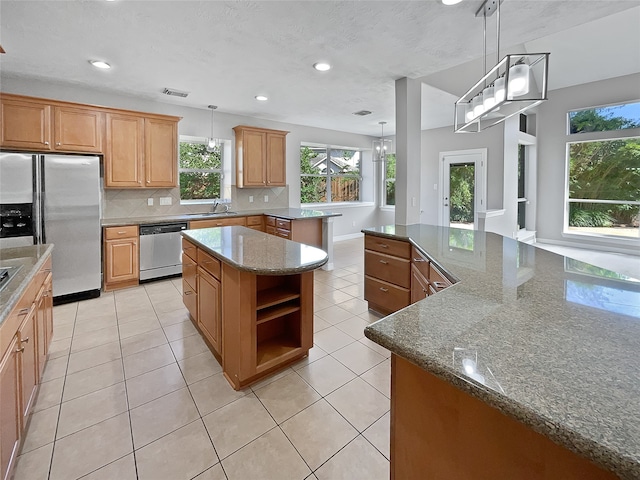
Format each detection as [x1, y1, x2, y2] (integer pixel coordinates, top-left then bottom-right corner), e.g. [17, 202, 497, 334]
[13, 237, 390, 480]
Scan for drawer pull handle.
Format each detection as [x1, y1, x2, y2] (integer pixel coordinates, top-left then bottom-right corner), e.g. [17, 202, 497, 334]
[16, 346, 25, 353]
[379, 287, 389, 292]
[18, 308, 29, 316]
[413, 258, 426, 262]
[184, 291, 194, 295]
[433, 282, 448, 289]
[44, 141, 50, 146]
[378, 243, 389, 248]
[117, 231, 127, 235]
[21, 337, 29, 344]
[379, 260, 388, 265]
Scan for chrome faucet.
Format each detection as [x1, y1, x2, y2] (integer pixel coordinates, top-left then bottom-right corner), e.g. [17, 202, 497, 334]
[212, 201, 219, 213]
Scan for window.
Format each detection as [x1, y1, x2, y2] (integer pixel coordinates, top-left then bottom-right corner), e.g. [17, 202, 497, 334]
[179, 138, 224, 202]
[383, 154, 396, 206]
[566, 102, 640, 239]
[517, 144, 526, 230]
[300, 145, 361, 203]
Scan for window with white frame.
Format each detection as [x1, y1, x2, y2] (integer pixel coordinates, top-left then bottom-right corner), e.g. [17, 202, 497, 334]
[566, 101, 640, 239]
[517, 144, 527, 230]
[383, 153, 396, 206]
[179, 137, 225, 202]
[300, 145, 361, 203]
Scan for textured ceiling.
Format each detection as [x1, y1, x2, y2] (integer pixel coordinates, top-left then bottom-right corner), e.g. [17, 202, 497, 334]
[0, 0, 638, 135]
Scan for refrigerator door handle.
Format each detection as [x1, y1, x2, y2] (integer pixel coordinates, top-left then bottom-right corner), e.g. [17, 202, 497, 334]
[39, 155, 46, 244]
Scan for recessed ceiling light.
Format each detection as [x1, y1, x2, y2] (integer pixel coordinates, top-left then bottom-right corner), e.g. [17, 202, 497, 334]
[255, 95, 268, 101]
[313, 62, 331, 72]
[441, 0, 463, 5]
[89, 60, 111, 69]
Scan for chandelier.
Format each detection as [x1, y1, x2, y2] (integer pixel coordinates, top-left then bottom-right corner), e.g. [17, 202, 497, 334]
[454, 0, 549, 133]
[372, 121, 393, 162]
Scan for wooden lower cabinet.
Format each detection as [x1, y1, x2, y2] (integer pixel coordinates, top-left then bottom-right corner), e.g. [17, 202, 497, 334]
[264, 216, 322, 248]
[410, 264, 430, 304]
[0, 337, 20, 480]
[0, 254, 54, 480]
[197, 268, 222, 356]
[391, 355, 617, 479]
[104, 226, 139, 291]
[190, 217, 246, 229]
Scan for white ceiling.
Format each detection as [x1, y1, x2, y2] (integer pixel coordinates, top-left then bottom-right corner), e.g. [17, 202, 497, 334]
[1, 0, 638, 136]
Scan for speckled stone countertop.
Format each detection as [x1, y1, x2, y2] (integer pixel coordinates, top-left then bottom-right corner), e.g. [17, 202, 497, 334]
[101, 208, 341, 227]
[363, 224, 640, 479]
[0, 244, 54, 326]
[182, 226, 328, 274]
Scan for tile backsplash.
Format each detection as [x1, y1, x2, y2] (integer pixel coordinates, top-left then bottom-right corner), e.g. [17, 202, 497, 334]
[102, 186, 289, 219]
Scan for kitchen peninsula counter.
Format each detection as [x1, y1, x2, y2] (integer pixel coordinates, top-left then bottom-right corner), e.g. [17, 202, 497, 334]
[363, 224, 640, 479]
[0, 244, 54, 325]
[182, 226, 327, 389]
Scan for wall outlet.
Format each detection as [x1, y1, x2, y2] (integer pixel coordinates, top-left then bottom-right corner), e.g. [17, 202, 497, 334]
[412, 197, 417, 207]
[264, 195, 269, 203]
[147, 198, 154, 206]
[352, 221, 356, 227]
[159, 197, 172, 206]
[249, 195, 254, 203]
[433, 183, 438, 190]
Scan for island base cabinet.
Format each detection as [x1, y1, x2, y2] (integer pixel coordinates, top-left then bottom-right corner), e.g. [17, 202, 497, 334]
[222, 265, 313, 390]
[0, 337, 20, 480]
[391, 354, 618, 480]
[196, 268, 222, 357]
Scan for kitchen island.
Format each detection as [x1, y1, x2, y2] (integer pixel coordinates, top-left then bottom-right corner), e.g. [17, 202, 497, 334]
[181, 226, 327, 389]
[363, 225, 640, 479]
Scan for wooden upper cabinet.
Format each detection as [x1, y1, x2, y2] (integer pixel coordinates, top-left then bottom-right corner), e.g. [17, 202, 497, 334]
[105, 113, 144, 187]
[234, 125, 288, 188]
[0, 97, 52, 150]
[53, 106, 103, 153]
[144, 117, 177, 187]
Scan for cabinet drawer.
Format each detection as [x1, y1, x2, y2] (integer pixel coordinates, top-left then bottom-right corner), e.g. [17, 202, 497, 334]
[365, 251, 410, 288]
[411, 246, 430, 280]
[182, 238, 197, 261]
[364, 276, 410, 313]
[365, 235, 410, 259]
[276, 228, 291, 239]
[197, 249, 221, 280]
[104, 225, 137, 240]
[247, 225, 263, 231]
[275, 218, 291, 231]
[265, 216, 276, 227]
[182, 253, 197, 291]
[246, 215, 263, 226]
[266, 226, 276, 235]
[429, 263, 453, 291]
[182, 279, 197, 320]
[190, 217, 246, 228]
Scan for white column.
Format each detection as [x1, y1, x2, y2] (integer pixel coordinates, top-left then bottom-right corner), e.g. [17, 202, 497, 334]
[321, 216, 334, 270]
[395, 77, 422, 225]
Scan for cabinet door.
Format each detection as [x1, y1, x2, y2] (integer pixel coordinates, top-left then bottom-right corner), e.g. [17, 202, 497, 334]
[242, 130, 266, 187]
[0, 98, 52, 150]
[105, 238, 139, 284]
[18, 308, 38, 423]
[266, 133, 286, 186]
[105, 113, 144, 187]
[145, 118, 177, 187]
[411, 264, 430, 304]
[197, 268, 222, 356]
[0, 337, 21, 480]
[44, 276, 54, 358]
[36, 286, 48, 379]
[53, 106, 103, 153]
[182, 279, 198, 322]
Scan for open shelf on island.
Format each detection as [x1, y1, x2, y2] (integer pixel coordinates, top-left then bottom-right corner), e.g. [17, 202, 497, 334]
[256, 287, 300, 311]
[257, 302, 300, 324]
[256, 311, 301, 369]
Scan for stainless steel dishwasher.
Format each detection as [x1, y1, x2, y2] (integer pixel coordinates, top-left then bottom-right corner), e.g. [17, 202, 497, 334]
[139, 222, 188, 281]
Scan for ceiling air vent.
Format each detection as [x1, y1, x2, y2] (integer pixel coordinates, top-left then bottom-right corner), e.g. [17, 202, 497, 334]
[162, 88, 190, 98]
[352, 110, 372, 116]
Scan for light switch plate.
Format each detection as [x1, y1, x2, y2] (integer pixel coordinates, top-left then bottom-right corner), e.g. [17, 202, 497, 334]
[147, 198, 154, 206]
[249, 196, 254, 203]
[159, 197, 172, 206]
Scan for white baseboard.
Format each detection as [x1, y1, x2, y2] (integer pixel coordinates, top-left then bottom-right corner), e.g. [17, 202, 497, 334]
[334, 232, 364, 242]
[536, 237, 640, 256]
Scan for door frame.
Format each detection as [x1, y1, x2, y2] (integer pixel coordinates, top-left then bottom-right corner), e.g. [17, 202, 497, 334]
[438, 148, 487, 228]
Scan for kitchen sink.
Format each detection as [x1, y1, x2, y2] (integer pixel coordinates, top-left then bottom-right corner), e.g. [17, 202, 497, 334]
[185, 212, 238, 217]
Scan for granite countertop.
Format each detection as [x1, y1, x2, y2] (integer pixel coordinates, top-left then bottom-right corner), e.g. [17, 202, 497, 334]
[363, 224, 640, 479]
[0, 244, 54, 326]
[182, 226, 328, 274]
[101, 208, 341, 227]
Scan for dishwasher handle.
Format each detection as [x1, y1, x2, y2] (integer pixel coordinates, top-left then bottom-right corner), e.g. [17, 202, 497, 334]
[139, 223, 188, 235]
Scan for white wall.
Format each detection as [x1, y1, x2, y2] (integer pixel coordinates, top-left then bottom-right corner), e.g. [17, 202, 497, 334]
[536, 73, 640, 253]
[1, 75, 377, 237]
[419, 124, 504, 225]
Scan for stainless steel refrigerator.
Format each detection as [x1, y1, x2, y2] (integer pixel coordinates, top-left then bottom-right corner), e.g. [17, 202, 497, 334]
[0, 152, 102, 301]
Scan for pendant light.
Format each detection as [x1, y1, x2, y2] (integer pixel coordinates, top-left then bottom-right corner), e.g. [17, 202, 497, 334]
[372, 121, 392, 163]
[206, 105, 219, 152]
[508, 60, 530, 98]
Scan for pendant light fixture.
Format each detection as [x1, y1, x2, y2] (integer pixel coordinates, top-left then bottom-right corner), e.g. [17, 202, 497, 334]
[206, 105, 219, 152]
[454, 0, 549, 133]
[372, 121, 392, 163]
